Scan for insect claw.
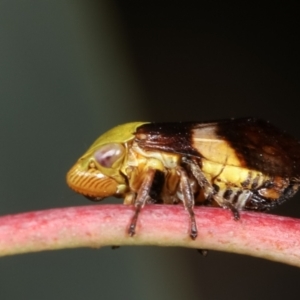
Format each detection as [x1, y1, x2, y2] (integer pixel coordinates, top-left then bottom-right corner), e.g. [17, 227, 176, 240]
[129, 203, 142, 237]
[232, 208, 240, 221]
[224, 202, 240, 220]
[190, 215, 198, 240]
[128, 224, 136, 237]
[190, 229, 198, 240]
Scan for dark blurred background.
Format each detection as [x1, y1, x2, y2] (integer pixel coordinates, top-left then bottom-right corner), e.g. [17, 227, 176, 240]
[1, 1, 300, 299]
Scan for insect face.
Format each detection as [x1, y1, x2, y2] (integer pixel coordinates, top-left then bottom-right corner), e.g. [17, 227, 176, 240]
[67, 122, 145, 200]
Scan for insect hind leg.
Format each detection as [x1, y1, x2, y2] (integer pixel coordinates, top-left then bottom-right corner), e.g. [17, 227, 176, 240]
[184, 158, 241, 220]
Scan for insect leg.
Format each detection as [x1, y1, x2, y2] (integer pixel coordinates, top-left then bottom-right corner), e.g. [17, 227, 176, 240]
[223, 202, 240, 220]
[182, 157, 215, 197]
[177, 167, 198, 239]
[128, 168, 156, 237]
[184, 158, 240, 220]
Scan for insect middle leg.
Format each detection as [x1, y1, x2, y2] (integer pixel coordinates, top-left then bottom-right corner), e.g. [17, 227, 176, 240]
[177, 167, 198, 239]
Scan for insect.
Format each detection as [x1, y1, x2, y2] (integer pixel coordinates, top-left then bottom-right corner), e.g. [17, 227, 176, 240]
[67, 118, 300, 239]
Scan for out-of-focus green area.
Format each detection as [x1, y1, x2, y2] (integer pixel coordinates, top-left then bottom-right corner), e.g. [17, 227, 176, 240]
[1, 1, 300, 300]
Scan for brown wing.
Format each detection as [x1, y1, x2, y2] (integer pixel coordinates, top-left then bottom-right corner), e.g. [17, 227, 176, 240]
[212, 118, 300, 178]
[135, 121, 200, 157]
[135, 118, 300, 178]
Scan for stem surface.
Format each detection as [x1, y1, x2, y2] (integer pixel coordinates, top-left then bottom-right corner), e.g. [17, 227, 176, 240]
[1, 205, 300, 267]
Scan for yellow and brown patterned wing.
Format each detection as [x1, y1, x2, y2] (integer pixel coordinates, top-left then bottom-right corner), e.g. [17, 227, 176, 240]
[135, 118, 300, 178]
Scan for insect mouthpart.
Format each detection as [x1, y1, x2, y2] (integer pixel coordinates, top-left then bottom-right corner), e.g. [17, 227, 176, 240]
[66, 160, 119, 199]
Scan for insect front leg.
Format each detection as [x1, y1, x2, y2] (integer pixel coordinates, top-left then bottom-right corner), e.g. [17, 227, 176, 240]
[177, 167, 198, 239]
[128, 168, 156, 237]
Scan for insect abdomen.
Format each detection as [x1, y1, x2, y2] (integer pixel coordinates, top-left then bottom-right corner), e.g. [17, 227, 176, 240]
[199, 159, 297, 211]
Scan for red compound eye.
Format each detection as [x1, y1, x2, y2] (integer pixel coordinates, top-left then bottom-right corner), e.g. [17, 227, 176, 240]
[94, 143, 125, 168]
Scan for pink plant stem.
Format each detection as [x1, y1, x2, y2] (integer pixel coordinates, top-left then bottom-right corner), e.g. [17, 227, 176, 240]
[1, 205, 300, 266]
